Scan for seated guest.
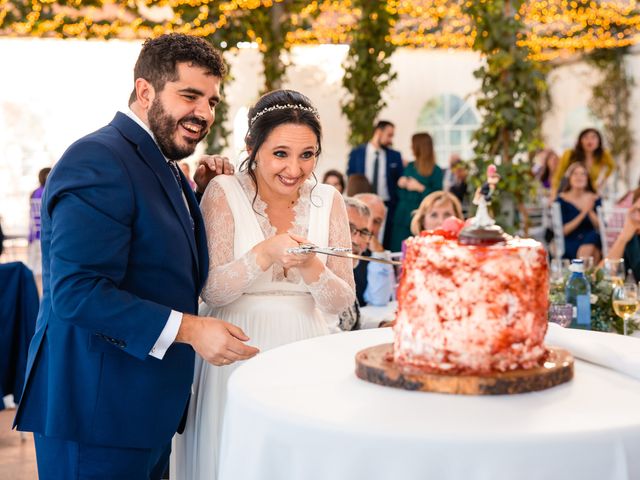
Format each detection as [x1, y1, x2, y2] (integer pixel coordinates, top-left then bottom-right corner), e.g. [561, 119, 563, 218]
[28, 167, 51, 287]
[551, 128, 615, 197]
[443, 153, 460, 192]
[337, 197, 372, 331]
[447, 157, 469, 205]
[354, 193, 386, 251]
[605, 188, 640, 281]
[354, 193, 395, 306]
[615, 177, 640, 208]
[410, 190, 464, 235]
[533, 149, 559, 195]
[346, 173, 373, 197]
[556, 162, 602, 262]
[322, 169, 346, 195]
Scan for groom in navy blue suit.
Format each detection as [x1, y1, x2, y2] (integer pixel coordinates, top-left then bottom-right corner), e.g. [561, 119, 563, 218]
[14, 34, 258, 479]
[347, 120, 403, 249]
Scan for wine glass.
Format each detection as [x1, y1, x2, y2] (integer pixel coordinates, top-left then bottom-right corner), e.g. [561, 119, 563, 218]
[548, 303, 573, 327]
[579, 255, 594, 272]
[549, 258, 565, 290]
[603, 258, 625, 286]
[612, 284, 639, 336]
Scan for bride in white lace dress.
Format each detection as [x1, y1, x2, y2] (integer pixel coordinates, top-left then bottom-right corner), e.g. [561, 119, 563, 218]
[173, 90, 355, 479]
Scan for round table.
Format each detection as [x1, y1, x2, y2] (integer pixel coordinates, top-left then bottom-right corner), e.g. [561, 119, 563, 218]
[218, 328, 640, 480]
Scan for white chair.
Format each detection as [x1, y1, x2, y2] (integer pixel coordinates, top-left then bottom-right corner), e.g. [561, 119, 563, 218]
[596, 205, 628, 258]
[519, 202, 546, 242]
[550, 201, 565, 259]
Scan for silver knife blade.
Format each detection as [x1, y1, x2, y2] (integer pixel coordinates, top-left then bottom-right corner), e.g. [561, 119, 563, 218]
[287, 245, 402, 265]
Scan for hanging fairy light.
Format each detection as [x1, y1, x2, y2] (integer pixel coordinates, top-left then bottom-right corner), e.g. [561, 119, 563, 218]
[0, 0, 637, 59]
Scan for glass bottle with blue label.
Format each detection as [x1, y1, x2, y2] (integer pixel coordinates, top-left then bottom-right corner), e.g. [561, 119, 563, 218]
[565, 259, 591, 330]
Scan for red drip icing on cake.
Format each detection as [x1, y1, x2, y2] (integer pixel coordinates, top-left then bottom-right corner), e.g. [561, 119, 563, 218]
[393, 232, 549, 374]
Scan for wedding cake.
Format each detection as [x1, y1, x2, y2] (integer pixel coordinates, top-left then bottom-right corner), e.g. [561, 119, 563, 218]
[393, 219, 549, 374]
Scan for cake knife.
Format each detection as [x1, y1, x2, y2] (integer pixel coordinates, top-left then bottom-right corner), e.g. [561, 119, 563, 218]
[287, 244, 402, 266]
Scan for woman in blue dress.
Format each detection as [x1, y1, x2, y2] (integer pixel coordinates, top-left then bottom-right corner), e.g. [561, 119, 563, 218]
[556, 162, 602, 262]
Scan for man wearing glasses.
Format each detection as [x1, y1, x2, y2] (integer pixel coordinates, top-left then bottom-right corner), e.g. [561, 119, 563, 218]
[336, 198, 394, 331]
[354, 193, 395, 308]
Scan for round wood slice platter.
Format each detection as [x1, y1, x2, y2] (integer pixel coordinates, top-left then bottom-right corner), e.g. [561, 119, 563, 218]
[355, 343, 574, 395]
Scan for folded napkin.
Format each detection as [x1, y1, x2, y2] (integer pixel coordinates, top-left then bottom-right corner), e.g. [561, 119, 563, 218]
[545, 322, 640, 381]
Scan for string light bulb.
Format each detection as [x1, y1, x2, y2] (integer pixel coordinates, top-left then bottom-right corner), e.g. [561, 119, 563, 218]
[0, 0, 636, 60]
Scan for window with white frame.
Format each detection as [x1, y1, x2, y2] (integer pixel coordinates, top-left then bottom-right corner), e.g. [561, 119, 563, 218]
[416, 94, 479, 168]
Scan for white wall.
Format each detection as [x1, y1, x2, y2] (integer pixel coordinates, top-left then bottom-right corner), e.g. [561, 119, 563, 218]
[1, 37, 638, 235]
[0, 38, 140, 234]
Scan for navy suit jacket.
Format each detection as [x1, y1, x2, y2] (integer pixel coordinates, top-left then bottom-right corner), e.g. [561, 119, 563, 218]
[346, 144, 403, 209]
[14, 113, 208, 449]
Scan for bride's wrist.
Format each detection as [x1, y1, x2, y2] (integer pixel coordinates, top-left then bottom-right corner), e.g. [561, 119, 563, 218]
[252, 243, 273, 271]
[298, 256, 323, 283]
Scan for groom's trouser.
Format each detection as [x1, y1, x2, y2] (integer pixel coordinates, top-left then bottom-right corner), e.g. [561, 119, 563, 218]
[34, 433, 171, 480]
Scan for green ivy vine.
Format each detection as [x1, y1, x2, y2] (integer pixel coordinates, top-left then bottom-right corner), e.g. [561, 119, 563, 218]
[587, 47, 635, 189]
[463, 0, 549, 231]
[341, 1, 398, 147]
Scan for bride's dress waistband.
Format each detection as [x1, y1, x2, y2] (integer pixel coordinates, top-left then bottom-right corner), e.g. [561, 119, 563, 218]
[243, 291, 311, 297]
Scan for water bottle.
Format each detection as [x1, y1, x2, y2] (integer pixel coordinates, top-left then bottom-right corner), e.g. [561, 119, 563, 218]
[565, 259, 591, 330]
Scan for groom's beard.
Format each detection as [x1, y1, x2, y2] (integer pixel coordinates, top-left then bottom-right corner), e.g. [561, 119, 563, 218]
[148, 98, 208, 160]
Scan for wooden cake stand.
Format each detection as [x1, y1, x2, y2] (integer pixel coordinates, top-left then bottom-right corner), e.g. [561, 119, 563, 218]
[355, 344, 574, 395]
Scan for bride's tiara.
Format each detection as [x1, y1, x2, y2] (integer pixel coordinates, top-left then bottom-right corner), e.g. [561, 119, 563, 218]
[250, 103, 319, 126]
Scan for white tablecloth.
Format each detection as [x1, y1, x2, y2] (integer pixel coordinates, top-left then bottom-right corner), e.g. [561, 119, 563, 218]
[219, 328, 640, 480]
[359, 301, 396, 329]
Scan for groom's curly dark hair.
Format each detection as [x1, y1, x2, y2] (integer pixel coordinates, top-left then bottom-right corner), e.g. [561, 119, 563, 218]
[128, 33, 226, 105]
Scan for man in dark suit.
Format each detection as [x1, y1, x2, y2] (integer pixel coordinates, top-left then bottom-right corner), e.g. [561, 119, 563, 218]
[14, 33, 258, 479]
[346, 120, 403, 249]
[338, 198, 372, 331]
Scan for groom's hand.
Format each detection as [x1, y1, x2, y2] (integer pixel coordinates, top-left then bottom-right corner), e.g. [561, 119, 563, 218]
[194, 155, 234, 194]
[176, 314, 259, 366]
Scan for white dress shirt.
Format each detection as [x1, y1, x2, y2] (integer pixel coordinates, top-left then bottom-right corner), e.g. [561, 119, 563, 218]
[364, 251, 395, 306]
[364, 142, 390, 201]
[124, 109, 185, 360]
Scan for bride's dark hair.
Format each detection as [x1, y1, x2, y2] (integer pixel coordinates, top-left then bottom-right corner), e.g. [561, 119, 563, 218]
[240, 90, 322, 208]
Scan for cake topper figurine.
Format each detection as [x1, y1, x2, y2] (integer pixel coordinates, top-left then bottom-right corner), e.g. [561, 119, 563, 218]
[471, 164, 500, 228]
[459, 164, 507, 245]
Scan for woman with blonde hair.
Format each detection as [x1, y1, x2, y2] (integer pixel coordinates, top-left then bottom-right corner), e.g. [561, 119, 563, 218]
[390, 132, 443, 251]
[410, 190, 464, 235]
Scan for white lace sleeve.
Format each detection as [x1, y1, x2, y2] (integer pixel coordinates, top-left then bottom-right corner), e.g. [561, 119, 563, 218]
[306, 190, 356, 314]
[200, 179, 263, 307]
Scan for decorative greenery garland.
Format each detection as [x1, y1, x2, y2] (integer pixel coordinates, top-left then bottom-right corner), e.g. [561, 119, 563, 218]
[587, 47, 635, 191]
[341, 1, 398, 147]
[193, 1, 312, 152]
[463, 0, 549, 231]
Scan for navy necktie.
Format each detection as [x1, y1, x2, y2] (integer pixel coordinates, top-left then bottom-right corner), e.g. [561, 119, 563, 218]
[168, 161, 183, 192]
[168, 161, 195, 232]
[372, 150, 380, 194]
